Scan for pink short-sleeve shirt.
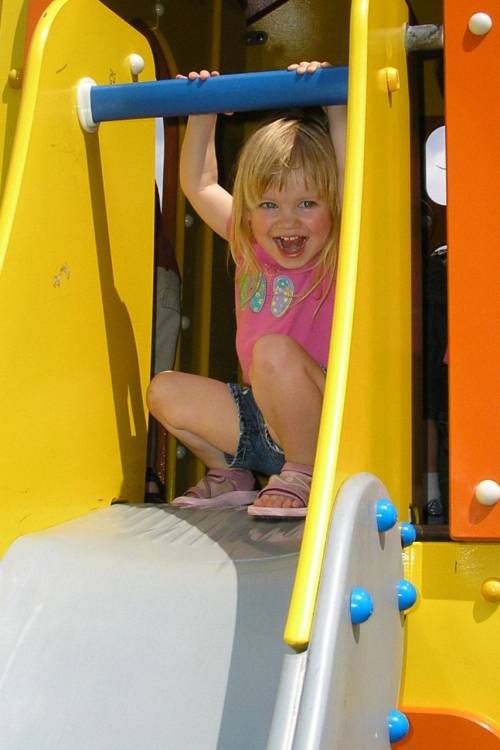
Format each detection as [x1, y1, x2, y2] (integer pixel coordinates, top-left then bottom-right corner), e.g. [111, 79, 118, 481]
[235, 242, 335, 383]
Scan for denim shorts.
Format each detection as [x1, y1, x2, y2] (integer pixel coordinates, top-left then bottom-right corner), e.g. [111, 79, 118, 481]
[223, 383, 285, 476]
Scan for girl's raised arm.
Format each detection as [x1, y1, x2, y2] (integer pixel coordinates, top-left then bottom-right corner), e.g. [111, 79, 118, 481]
[178, 71, 233, 240]
[326, 103, 347, 202]
[288, 61, 347, 202]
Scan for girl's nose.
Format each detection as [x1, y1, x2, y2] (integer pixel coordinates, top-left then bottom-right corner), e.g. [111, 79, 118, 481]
[279, 205, 299, 223]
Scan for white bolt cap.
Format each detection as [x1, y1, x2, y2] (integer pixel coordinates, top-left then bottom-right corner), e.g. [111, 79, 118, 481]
[475, 480, 500, 506]
[128, 54, 145, 76]
[468, 12, 493, 35]
[76, 77, 98, 133]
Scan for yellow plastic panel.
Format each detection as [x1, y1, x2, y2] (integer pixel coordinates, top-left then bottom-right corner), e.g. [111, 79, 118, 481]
[0, 0, 155, 555]
[285, 0, 411, 649]
[401, 542, 500, 727]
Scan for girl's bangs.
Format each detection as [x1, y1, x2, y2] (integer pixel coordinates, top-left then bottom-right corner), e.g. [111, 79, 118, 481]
[244, 158, 329, 208]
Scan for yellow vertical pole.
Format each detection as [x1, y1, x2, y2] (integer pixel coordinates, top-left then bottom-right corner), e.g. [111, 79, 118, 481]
[284, 0, 412, 649]
[156, 5, 221, 498]
[191, 0, 221, 482]
[166, 125, 186, 502]
[148, 30, 184, 502]
[197, 0, 221, 377]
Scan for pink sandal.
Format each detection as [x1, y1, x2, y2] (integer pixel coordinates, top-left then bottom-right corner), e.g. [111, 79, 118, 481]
[247, 463, 312, 518]
[172, 468, 257, 509]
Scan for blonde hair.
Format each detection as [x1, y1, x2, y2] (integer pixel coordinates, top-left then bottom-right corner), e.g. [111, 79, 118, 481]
[230, 116, 341, 305]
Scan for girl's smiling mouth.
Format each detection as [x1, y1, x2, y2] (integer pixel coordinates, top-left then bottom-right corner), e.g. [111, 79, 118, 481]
[273, 235, 307, 256]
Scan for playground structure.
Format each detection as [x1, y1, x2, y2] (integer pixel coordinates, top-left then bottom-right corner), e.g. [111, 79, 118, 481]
[0, 0, 499, 747]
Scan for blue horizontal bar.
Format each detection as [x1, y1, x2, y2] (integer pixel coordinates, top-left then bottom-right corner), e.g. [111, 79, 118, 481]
[90, 67, 348, 124]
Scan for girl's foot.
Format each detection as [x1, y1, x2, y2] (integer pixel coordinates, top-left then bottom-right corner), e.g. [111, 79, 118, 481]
[248, 463, 312, 518]
[172, 468, 257, 508]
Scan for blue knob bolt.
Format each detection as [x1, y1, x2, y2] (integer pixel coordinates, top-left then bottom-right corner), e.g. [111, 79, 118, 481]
[387, 709, 410, 743]
[397, 578, 417, 611]
[350, 587, 374, 624]
[399, 522, 417, 547]
[376, 499, 398, 532]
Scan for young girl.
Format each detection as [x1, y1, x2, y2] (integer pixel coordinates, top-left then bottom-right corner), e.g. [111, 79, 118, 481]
[147, 61, 346, 517]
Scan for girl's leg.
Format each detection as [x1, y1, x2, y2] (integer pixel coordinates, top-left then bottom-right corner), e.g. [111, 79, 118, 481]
[249, 334, 325, 509]
[147, 371, 240, 468]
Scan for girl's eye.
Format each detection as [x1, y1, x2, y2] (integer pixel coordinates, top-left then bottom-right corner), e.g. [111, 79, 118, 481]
[300, 200, 317, 209]
[258, 201, 278, 209]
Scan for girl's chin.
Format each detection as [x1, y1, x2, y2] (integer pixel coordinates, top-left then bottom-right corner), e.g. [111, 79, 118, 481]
[277, 248, 305, 261]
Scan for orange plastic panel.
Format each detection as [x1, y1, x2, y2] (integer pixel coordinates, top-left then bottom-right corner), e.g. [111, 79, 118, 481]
[399, 707, 500, 749]
[444, 0, 500, 540]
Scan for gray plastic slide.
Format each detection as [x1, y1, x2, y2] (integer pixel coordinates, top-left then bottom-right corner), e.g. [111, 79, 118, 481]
[0, 474, 404, 749]
[0, 505, 303, 749]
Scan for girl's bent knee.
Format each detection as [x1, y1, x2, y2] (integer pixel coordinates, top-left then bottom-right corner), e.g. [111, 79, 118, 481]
[147, 371, 198, 430]
[251, 335, 301, 374]
[146, 370, 176, 416]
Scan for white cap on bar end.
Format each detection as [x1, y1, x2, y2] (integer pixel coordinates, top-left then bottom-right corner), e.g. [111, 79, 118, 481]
[76, 77, 98, 133]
